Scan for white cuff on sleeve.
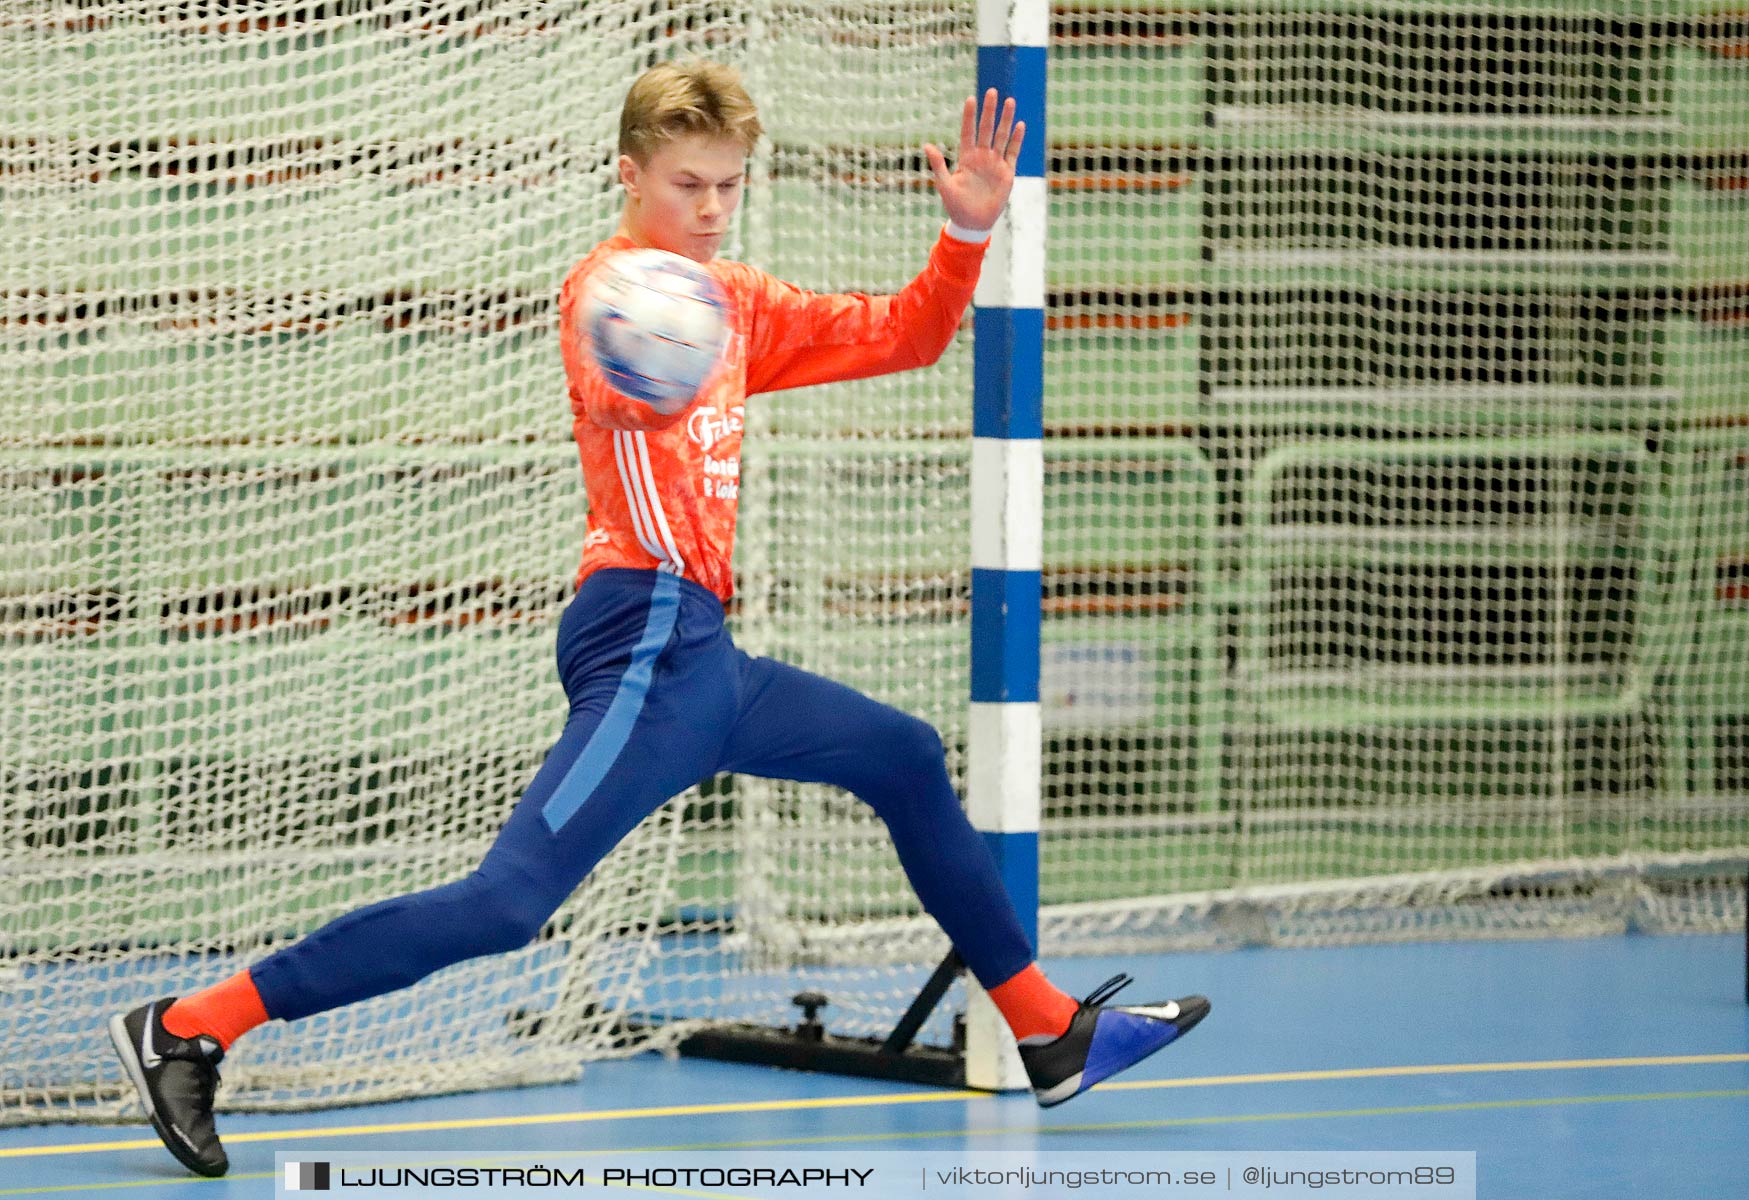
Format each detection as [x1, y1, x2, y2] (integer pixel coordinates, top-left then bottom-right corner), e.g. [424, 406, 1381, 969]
[944, 219, 994, 245]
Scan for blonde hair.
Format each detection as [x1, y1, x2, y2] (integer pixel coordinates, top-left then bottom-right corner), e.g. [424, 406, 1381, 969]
[618, 60, 763, 164]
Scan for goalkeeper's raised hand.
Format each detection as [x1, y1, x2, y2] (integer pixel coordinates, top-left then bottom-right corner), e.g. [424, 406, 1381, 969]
[925, 88, 1026, 234]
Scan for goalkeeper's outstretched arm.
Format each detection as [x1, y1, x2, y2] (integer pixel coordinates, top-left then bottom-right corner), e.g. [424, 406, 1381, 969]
[739, 88, 1026, 395]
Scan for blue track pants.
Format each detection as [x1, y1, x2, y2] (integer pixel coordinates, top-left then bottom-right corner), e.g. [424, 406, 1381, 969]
[251, 568, 1035, 1021]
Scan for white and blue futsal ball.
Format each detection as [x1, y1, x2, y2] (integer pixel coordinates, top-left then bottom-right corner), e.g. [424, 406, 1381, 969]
[581, 248, 730, 414]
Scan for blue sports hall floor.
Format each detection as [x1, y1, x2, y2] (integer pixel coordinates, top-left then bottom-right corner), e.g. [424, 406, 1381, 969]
[5, 932, 1747, 1198]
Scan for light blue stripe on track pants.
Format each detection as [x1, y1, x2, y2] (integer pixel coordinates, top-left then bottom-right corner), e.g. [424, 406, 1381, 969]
[251, 567, 1036, 1022]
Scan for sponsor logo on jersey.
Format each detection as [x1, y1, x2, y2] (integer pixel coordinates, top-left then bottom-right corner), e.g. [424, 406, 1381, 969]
[687, 404, 744, 454]
[701, 450, 741, 502]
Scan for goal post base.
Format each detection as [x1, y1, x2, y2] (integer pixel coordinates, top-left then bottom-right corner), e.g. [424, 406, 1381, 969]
[670, 1023, 968, 1091]
[659, 949, 977, 1091]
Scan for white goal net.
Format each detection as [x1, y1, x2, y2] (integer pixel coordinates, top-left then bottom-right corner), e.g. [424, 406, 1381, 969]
[1032, 2, 1749, 953]
[3, 0, 1746, 1124]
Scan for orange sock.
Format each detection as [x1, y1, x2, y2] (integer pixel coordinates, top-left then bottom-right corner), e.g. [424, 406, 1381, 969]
[162, 970, 270, 1052]
[987, 963, 1079, 1043]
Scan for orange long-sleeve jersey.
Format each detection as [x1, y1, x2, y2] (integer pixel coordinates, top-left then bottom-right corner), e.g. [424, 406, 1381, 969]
[556, 229, 988, 602]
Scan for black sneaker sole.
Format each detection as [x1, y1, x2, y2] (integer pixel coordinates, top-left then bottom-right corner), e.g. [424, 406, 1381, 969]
[107, 1012, 228, 1179]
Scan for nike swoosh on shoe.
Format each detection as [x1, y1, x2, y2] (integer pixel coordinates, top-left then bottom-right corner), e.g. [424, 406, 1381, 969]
[140, 1003, 163, 1069]
[1117, 1002, 1183, 1021]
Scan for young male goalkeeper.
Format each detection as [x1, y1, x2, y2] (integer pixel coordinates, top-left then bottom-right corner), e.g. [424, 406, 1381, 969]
[108, 61, 1208, 1178]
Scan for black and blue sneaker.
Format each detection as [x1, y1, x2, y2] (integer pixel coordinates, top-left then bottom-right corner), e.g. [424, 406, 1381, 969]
[107, 998, 229, 1178]
[1017, 974, 1210, 1107]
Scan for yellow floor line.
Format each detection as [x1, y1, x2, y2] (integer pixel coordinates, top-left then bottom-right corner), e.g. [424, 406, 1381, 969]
[1097, 1051, 1749, 1091]
[5, 1052, 1745, 1161]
